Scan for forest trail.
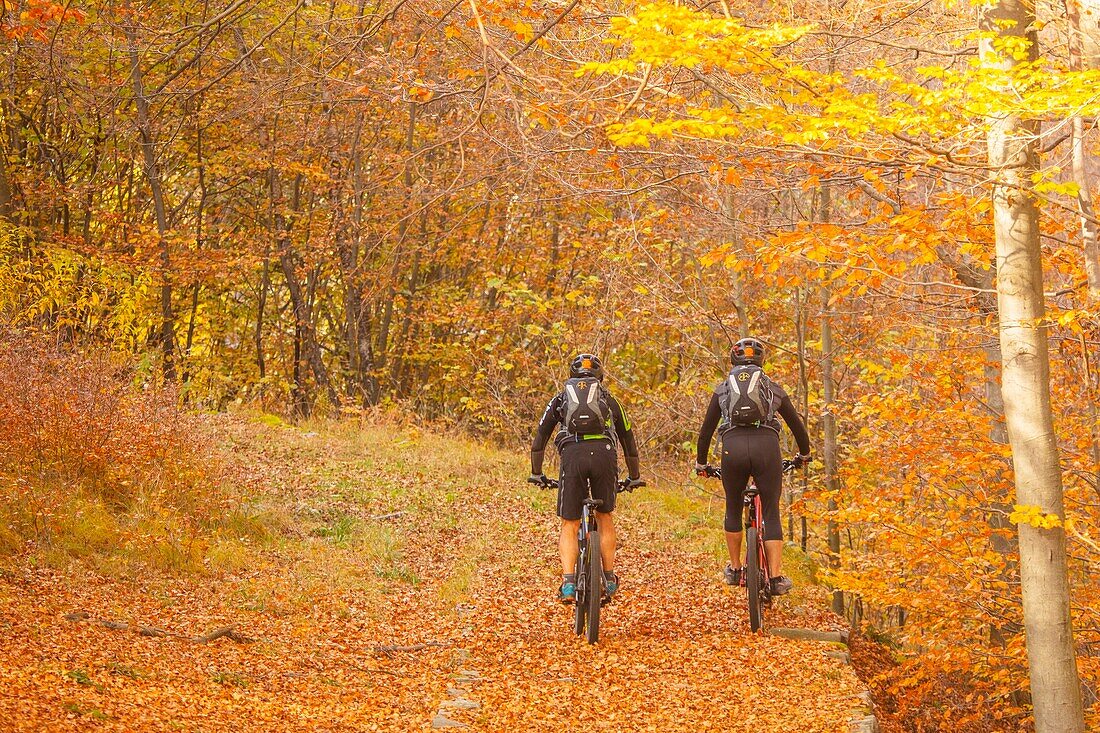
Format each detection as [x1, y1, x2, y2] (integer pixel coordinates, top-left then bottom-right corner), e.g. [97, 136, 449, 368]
[0, 416, 871, 732]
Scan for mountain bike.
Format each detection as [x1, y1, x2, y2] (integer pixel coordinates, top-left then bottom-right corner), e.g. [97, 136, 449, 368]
[572, 494, 604, 643]
[530, 475, 643, 644]
[698, 460, 798, 633]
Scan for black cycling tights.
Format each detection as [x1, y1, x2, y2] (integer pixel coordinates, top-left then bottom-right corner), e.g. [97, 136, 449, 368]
[719, 429, 784, 541]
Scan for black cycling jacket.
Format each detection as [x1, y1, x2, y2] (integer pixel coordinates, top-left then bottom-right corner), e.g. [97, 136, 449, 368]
[531, 389, 641, 479]
[696, 378, 810, 465]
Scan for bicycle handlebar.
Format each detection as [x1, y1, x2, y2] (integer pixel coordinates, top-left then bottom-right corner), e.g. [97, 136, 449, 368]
[527, 475, 559, 489]
[697, 457, 809, 480]
[783, 456, 812, 472]
[527, 475, 641, 493]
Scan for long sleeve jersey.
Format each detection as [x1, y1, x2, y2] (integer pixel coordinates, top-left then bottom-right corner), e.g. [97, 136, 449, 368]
[696, 379, 811, 465]
[530, 389, 641, 479]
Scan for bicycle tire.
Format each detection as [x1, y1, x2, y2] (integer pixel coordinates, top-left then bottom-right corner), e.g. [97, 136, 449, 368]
[586, 530, 602, 644]
[745, 526, 763, 632]
[573, 543, 586, 635]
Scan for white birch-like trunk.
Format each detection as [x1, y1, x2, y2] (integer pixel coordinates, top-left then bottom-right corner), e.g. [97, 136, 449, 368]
[982, 3, 1085, 730]
[1066, 0, 1100, 299]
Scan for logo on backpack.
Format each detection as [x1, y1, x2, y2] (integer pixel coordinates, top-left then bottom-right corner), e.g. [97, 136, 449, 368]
[563, 377, 611, 438]
[719, 364, 777, 429]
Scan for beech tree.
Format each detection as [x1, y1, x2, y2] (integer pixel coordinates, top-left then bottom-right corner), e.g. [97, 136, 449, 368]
[982, 1, 1085, 729]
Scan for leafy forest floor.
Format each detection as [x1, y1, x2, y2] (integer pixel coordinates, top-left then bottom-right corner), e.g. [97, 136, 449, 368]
[1, 414, 897, 732]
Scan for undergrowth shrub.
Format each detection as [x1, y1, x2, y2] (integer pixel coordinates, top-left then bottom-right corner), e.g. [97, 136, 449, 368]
[0, 331, 264, 572]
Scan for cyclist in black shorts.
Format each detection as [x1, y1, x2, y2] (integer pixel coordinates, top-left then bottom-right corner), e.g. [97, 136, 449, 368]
[529, 353, 643, 603]
[695, 338, 811, 595]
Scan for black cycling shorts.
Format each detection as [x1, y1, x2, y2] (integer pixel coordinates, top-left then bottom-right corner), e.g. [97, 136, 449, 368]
[557, 439, 618, 520]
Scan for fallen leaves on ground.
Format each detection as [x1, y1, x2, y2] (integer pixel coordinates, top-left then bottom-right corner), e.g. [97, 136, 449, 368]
[0, 416, 869, 731]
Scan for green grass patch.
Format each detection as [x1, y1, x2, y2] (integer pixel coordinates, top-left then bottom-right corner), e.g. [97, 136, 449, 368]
[65, 668, 105, 692]
[54, 500, 120, 556]
[205, 538, 257, 575]
[781, 542, 819, 587]
[211, 671, 249, 687]
[256, 413, 287, 428]
[311, 515, 356, 545]
[62, 702, 108, 720]
[108, 663, 147, 680]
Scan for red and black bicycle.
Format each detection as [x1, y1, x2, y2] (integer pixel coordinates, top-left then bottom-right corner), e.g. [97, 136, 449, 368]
[700, 459, 798, 632]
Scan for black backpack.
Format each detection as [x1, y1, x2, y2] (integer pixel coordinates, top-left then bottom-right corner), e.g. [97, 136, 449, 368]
[719, 364, 777, 430]
[562, 377, 612, 438]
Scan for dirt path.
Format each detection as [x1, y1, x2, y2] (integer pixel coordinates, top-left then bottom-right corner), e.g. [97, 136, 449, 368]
[440, 490, 868, 732]
[0, 418, 870, 732]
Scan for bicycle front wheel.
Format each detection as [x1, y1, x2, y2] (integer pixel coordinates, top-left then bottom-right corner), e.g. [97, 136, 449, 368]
[573, 547, 586, 635]
[586, 530, 602, 644]
[745, 526, 763, 632]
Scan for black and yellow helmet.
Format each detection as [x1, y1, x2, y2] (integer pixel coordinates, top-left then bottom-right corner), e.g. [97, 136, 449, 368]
[569, 353, 604, 381]
[730, 338, 765, 367]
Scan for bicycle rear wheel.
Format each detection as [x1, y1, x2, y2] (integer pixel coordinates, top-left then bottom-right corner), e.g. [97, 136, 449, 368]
[745, 526, 763, 632]
[586, 530, 602, 644]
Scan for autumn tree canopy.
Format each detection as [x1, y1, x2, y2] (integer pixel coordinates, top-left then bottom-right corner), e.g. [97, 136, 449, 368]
[2, 0, 1098, 728]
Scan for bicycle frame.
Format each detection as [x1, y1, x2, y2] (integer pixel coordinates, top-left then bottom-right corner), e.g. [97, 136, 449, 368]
[580, 500, 599, 543]
[699, 459, 799, 632]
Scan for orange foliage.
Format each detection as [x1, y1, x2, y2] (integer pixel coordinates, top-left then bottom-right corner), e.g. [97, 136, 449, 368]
[0, 331, 229, 565]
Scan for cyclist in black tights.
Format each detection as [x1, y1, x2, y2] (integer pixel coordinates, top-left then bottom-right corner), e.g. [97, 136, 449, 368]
[695, 338, 811, 595]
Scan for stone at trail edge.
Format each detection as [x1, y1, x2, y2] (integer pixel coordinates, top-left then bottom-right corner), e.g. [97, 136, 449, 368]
[431, 714, 466, 729]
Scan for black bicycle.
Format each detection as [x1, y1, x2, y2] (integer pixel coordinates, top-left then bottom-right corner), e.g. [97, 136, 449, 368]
[530, 475, 643, 644]
[573, 493, 604, 643]
[698, 459, 798, 632]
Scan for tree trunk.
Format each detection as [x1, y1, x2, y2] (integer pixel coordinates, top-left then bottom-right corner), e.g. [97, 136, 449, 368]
[0, 148, 11, 221]
[272, 172, 339, 412]
[795, 286, 810, 552]
[391, 215, 424, 394]
[1079, 330, 1100, 501]
[292, 322, 307, 417]
[127, 22, 177, 381]
[547, 212, 559, 297]
[374, 101, 417, 399]
[982, 3, 1086, 730]
[256, 255, 269, 380]
[339, 227, 365, 399]
[340, 120, 372, 405]
[819, 181, 843, 617]
[1067, 0, 1100, 300]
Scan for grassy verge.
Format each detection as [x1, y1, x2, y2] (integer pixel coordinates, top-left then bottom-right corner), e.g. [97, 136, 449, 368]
[202, 411, 536, 613]
[0, 335, 273, 575]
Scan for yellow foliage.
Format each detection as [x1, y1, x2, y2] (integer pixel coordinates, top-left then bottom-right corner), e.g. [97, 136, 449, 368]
[1008, 504, 1064, 530]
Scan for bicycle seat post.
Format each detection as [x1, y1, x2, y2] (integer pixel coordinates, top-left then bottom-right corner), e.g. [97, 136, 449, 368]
[583, 498, 602, 532]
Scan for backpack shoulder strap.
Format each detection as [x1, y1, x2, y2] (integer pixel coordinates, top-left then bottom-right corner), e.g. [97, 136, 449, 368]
[758, 372, 780, 420]
[718, 375, 736, 427]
